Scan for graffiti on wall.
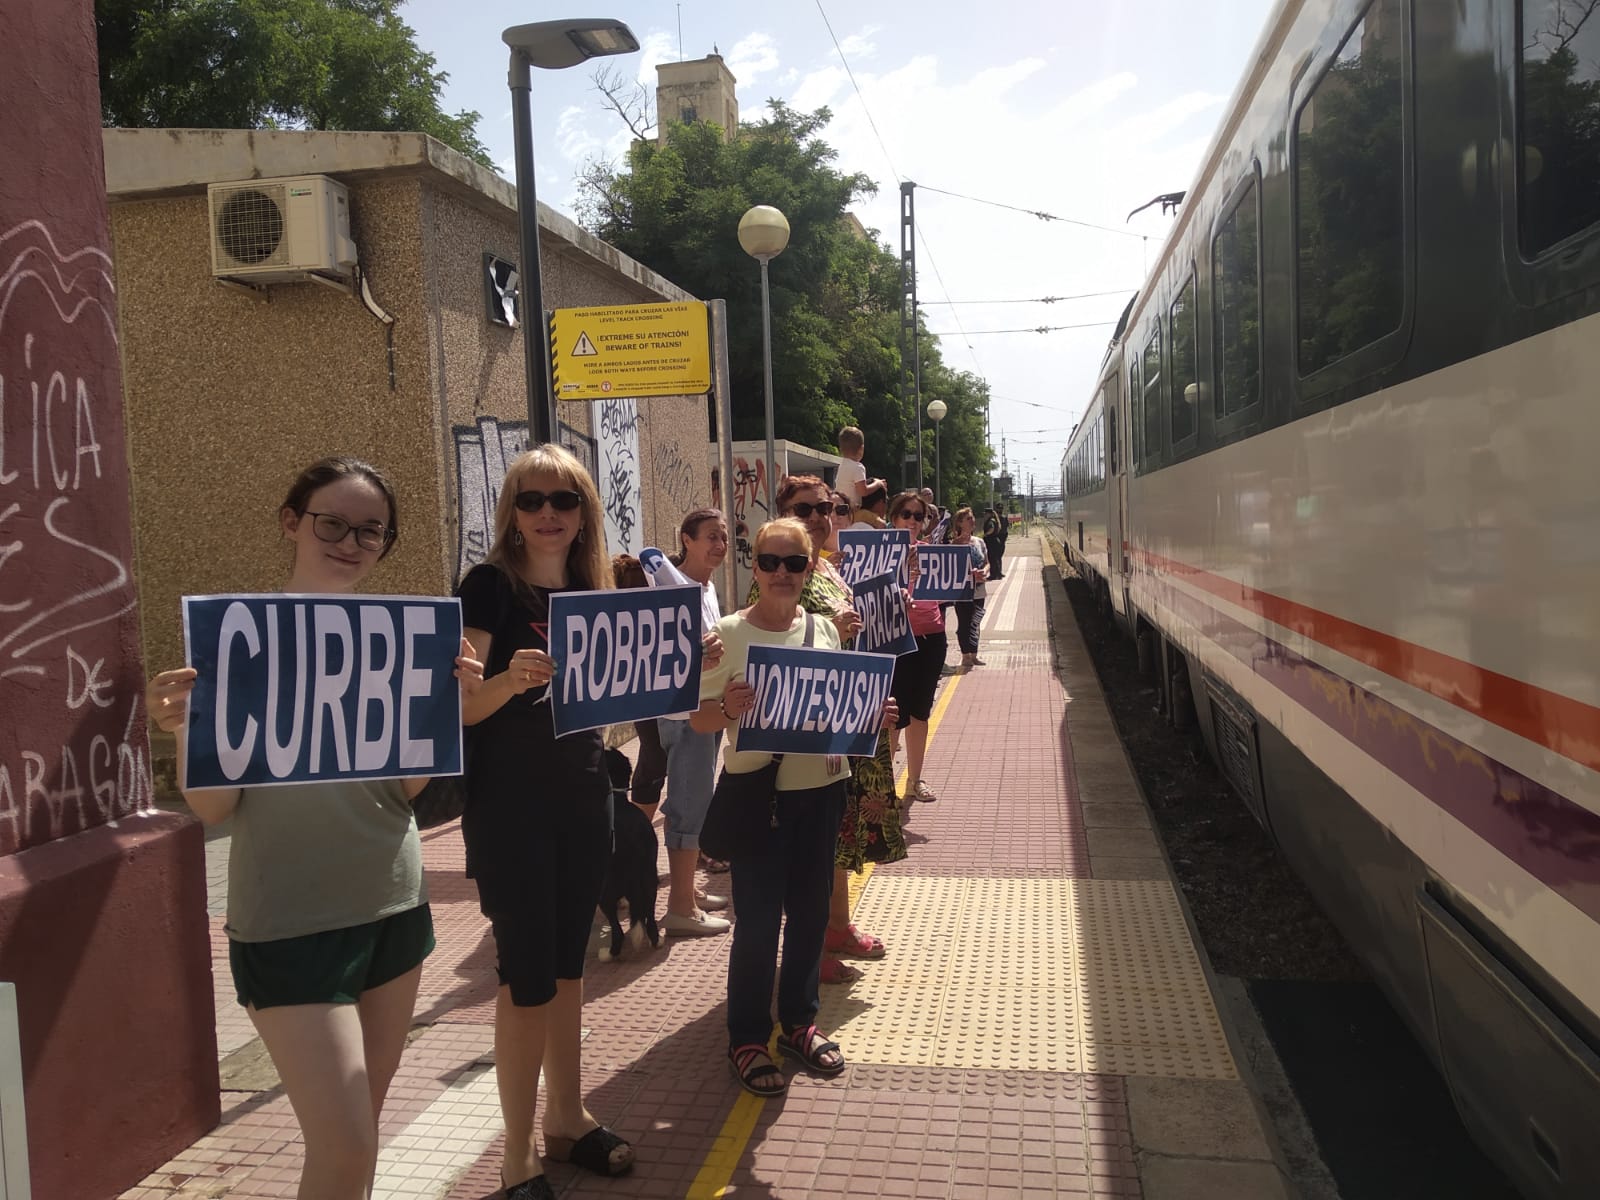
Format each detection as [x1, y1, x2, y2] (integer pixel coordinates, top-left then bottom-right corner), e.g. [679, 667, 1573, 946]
[597, 397, 641, 557]
[710, 454, 770, 607]
[0, 220, 151, 854]
[452, 415, 595, 582]
[653, 435, 698, 517]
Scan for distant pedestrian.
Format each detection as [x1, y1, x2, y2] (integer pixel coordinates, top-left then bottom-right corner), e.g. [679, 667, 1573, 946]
[145, 457, 483, 1200]
[983, 508, 1006, 580]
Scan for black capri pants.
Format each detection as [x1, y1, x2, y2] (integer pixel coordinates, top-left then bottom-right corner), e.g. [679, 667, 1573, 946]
[892, 631, 947, 725]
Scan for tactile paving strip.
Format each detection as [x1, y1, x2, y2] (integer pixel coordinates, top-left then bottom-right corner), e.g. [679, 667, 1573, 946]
[817, 874, 1238, 1080]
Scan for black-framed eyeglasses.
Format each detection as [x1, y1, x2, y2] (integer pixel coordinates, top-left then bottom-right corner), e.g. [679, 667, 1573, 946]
[786, 501, 840, 520]
[514, 489, 583, 513]
[894, 509, 926, 522]
[302, 511, 392, 552]
[830, 503, 854, 517]
[754, 553, 811, 574]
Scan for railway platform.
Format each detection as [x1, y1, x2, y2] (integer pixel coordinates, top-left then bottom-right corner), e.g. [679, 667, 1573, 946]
[122, 538, 1290, 1200]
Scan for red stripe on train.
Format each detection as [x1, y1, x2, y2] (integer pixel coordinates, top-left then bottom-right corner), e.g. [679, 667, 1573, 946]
[1128, 545, 1600, 774]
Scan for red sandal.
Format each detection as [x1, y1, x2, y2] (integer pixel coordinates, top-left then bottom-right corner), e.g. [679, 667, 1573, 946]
[819, 956, 861, 985]
[824, 923, 886, 959]
[729, 1043, 787, 1097]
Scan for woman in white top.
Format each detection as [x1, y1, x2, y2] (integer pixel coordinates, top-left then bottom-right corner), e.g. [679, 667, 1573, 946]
[942, 506, 990, 671]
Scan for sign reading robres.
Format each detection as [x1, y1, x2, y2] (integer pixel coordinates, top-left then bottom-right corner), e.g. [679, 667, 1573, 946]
[550, 301, 711, 400]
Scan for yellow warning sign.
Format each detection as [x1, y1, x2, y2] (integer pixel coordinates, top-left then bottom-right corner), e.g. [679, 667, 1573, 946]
[549, 301, 711, 400]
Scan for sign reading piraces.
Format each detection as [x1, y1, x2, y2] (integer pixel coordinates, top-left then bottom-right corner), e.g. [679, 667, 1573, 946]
[182, 595, 465, 789]
[737, 643, 896, 758]
[548, 585, 704, 736]
[850, 570, 917, 657]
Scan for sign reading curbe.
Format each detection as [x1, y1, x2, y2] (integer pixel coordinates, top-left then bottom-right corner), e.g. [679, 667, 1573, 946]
[737, 644, 895, 758]
[548, 585, 703, 736]
[851, 570, 916, 657]
[835, 528, 911, 587]
[911, 544, 976, 602]
[550, 301, 711, 400]
[182, 595, 464, 789]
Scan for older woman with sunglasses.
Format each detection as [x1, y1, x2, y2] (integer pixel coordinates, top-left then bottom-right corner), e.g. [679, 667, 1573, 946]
[751, 476, 907, 983]
[888, 489, 949, 804]
[695, 517, 898, 1096]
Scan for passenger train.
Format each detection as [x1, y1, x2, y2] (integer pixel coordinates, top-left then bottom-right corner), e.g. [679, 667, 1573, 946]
[1058, 1, 1600, 1195]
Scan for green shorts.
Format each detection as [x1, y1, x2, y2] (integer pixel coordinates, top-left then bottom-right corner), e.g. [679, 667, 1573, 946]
[229, 904, 436, 1010]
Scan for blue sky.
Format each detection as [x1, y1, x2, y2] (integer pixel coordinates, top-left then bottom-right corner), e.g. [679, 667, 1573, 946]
[404, 0, 1276, 491]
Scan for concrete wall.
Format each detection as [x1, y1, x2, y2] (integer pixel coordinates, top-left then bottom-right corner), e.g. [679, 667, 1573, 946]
[0, 1, 217, 1194]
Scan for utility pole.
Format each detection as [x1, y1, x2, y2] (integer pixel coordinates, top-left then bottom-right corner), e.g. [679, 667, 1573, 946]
[898, 181, 922, 490]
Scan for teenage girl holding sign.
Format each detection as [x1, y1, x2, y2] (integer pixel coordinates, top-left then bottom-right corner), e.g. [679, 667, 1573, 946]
[145, 457, 483, 1200]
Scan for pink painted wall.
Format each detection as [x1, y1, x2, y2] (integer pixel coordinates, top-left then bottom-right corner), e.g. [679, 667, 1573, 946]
[0, 2, 219, 1195]
[1, 0, 151, 855]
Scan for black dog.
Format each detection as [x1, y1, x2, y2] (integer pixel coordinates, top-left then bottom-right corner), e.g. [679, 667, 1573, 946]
[598, 747, 661, 961]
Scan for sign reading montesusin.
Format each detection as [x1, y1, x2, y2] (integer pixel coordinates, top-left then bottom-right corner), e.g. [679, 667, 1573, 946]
[550, 301, 711, 400]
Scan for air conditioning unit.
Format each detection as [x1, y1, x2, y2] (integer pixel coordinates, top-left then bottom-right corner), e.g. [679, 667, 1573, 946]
[207, 175, 358, 284]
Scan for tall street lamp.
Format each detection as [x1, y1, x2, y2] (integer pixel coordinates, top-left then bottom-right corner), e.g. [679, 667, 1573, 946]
[502, 18, 639, 445]
[926, 399, 948, 504]
[738, 205, 790, 508]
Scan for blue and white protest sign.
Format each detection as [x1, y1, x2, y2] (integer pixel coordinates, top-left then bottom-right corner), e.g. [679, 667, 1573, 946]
[911, 544, 976, 601]
[835, 528, 911, 587]
[639, 546, 721, 632]
[851, 570, 917, 657]
[182, 595, 464, 789]
[548, 585, 703, 736]
[737, 643, 895, 758]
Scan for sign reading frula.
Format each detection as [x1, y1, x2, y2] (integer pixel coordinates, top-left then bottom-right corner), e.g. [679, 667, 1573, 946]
[548, 585, 704, 736]
[550, 301, 711, 400]
[182, 595, 464, 790]
[911, 544, 976, 601]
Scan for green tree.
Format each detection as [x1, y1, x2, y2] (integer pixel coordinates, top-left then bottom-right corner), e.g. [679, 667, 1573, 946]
[578, 101, 992, 498]
[95, 0, 491, 165]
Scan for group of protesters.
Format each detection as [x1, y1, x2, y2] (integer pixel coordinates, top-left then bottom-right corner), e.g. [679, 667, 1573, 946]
[143, 425, 1007, 1199]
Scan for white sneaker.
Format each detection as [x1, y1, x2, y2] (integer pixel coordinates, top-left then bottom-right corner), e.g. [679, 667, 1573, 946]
[664, 909, 730, 936]
[696, 890, 730, 911]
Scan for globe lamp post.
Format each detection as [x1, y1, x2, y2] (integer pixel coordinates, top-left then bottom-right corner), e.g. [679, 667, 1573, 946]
[738, 205, 790, 506]
[927, 398, 948, 504]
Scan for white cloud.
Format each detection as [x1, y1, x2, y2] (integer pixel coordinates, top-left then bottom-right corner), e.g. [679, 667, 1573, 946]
[727, 32, 780, 85]
[838, 25, 882, 58]
[555, 104, 602, 162]
[634, 30, 676, 88]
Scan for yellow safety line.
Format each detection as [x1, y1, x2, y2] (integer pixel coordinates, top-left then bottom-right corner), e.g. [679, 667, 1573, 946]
[686, 673, 966, 1199]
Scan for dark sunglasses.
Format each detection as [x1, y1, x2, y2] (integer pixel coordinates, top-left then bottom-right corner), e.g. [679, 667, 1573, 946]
[787, 501, 849, 519]
[894, 509, 926, 521]
[754, 553, 811, 574]
[514, 489, 583, 513]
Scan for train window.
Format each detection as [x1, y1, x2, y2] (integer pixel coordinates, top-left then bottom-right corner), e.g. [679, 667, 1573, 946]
[1129, 362, 1141, 469]
[1518, 1, 1600, 254]
[1212, 178, 1261, 416]
[1142, 328, 1162, 467]
[1169, 274, 1198, 445]
[1293, 0, 1406, 377]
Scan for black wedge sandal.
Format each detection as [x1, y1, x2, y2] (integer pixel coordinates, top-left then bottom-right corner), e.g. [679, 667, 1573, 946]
[543, 1125, 634, 1176]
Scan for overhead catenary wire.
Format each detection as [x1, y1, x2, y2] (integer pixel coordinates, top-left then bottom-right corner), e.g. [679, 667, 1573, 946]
[915, 183, 1152, 242]
[813, 0, 901, 183]
[920, 289, 1136, 306]
[926, 320, 1119, 337]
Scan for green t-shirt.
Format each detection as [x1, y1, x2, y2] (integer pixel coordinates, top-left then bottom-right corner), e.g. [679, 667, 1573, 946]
[699, 611, 850, 792]
[226, 776, 425, 943]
